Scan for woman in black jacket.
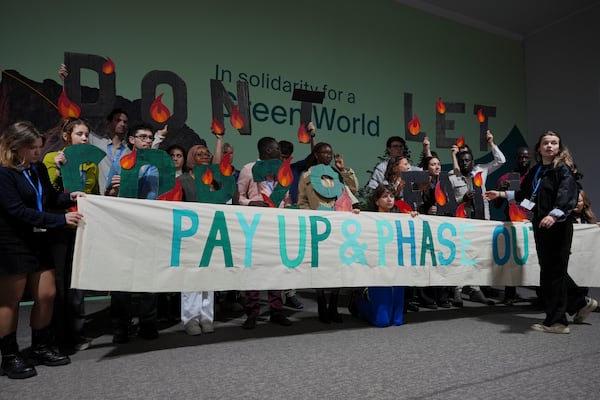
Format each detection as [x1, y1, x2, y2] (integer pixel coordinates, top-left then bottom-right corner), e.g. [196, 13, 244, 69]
[0, 122, 84, 379]
[486, 131, 597, 334]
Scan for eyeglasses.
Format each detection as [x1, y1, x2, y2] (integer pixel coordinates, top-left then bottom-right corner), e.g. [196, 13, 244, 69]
[135, 134, 154, 141]
[196, 152, 211, 157]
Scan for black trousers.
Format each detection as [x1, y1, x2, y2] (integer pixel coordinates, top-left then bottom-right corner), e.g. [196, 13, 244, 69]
[50, 228, 85, 343]
[110, 292, 157, 329]
[534, 221, 586, 326]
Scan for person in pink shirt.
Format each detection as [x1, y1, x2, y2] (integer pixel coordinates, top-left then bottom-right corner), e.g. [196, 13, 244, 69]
[236, 137, 292, 329]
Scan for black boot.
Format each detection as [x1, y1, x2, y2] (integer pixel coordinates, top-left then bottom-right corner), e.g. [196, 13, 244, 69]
[29, 327, 70, 367]
[0, 332, 36, 379]
[328, 291, 343, 323]
[317, 293, 330, 324]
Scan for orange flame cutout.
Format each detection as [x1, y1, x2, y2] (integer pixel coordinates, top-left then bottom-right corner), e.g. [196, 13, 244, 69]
[434, 181, 447, 206]
[509, 203, 527, 222]
[297, 123, 311, 144]
[219, 152, 233, 176]
[473, 171, 483, 187]
[455, 203, 467, 218]
[211, 117, 225, 135]
[102, 57, 115, 75]
[157, 178, 183, 201]
[407, 114, 421, 136]
[201, 168, 214, 185]
[456, 135, 465, 147]
[150, 93, 171, 123]
[277, 157, 293, 187]
[58, 90, 81, 118]
[436, 98, 446, 114]
[229, 105, 245, 129]
[477, 108, 485, 123]
[261, 193, 276, 208]
[394, 200, 413, 213]
[120, 151, 136, 170]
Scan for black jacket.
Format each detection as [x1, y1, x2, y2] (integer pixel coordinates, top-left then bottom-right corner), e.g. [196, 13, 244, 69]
[515, 162, 577, 224]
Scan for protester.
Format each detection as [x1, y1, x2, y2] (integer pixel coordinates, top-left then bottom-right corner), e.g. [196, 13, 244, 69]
[486, 131, 598, 333]
[177, 135, 226, 336]
[382, 155, 411, 200]
[96, 108, 132, 195]
[277, 139, 306, 310]
[366, 136, 428, 190]
[237, 137, 293, 329]
[448, 130, 505, 306]
[495, 146, 532, 305]
[297, 142, 359, 323]
[167, 144, 187, 177]
[571, 190, 598, 225]
[349, 184, 408, 326]
[417, 155, 452, 308]
[419, 155, 442, 216]
[109, 124, 161, 343]
[43, 118, 98, 351]
[0, 121, 84, 379]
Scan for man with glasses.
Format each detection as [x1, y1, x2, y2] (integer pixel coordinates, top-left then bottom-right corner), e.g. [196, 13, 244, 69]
[109, 124, 160, 343]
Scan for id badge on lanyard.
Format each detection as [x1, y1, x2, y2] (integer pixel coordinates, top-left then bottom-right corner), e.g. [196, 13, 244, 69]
[521, 165, 543, 211]
[23, 166, 47, 233]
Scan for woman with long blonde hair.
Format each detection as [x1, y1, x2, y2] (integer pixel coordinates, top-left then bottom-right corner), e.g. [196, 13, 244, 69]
[0, 122, 84, 379]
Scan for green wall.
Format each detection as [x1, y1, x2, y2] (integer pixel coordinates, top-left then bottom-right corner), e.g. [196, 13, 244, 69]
[1, 0, 526, 186]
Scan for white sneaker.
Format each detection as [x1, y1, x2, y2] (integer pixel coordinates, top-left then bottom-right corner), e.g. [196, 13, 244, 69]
[200, 321, 215, 334]
[531, 322, 570, 334]
[184, 319, 202, 336]
[574, 297, 598, 324]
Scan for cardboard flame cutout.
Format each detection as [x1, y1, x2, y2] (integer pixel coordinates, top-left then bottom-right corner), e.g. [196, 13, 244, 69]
[211, 117, 225, 135]
[407, 114, 421, 136]
[277, 157, 293, 187]
[455, 202, 467, 218]
[219, 152, 233, 176]
[477, 108, 485, 123]
[150, 93, 171, 123]
[201, 168, 214, 185]
[120, 150, 136, 170]
[102, 57, 115, 75]
[509, 203, 527, 222]
[261, 193, 277, 208]
[395, 200, 413, 213]
[436, 98, 446, 114]
[58, 90, 81, 118]
[297, 123, 311, 144]
[473, 171, 483, 187]
[229, 105, 245, 129]
[456, 136, 465, 148]
[434, 181, 447, 206]
[157, 178, 182, 201]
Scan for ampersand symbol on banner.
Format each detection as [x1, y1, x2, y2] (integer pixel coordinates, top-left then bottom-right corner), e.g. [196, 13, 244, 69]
[339, 219, 367, 265]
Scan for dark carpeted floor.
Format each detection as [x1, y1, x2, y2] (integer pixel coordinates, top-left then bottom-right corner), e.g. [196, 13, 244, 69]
[3, 287, 599, 400]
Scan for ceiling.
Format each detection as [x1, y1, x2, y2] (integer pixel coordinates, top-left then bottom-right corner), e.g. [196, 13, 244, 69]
[395, 0, 600, 40]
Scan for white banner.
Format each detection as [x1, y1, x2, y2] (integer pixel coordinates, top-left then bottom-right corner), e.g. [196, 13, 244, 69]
[72, 195, 600, 292]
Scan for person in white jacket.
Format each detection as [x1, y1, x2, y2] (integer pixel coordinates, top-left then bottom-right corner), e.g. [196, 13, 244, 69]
[448, 130, 506, 306]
